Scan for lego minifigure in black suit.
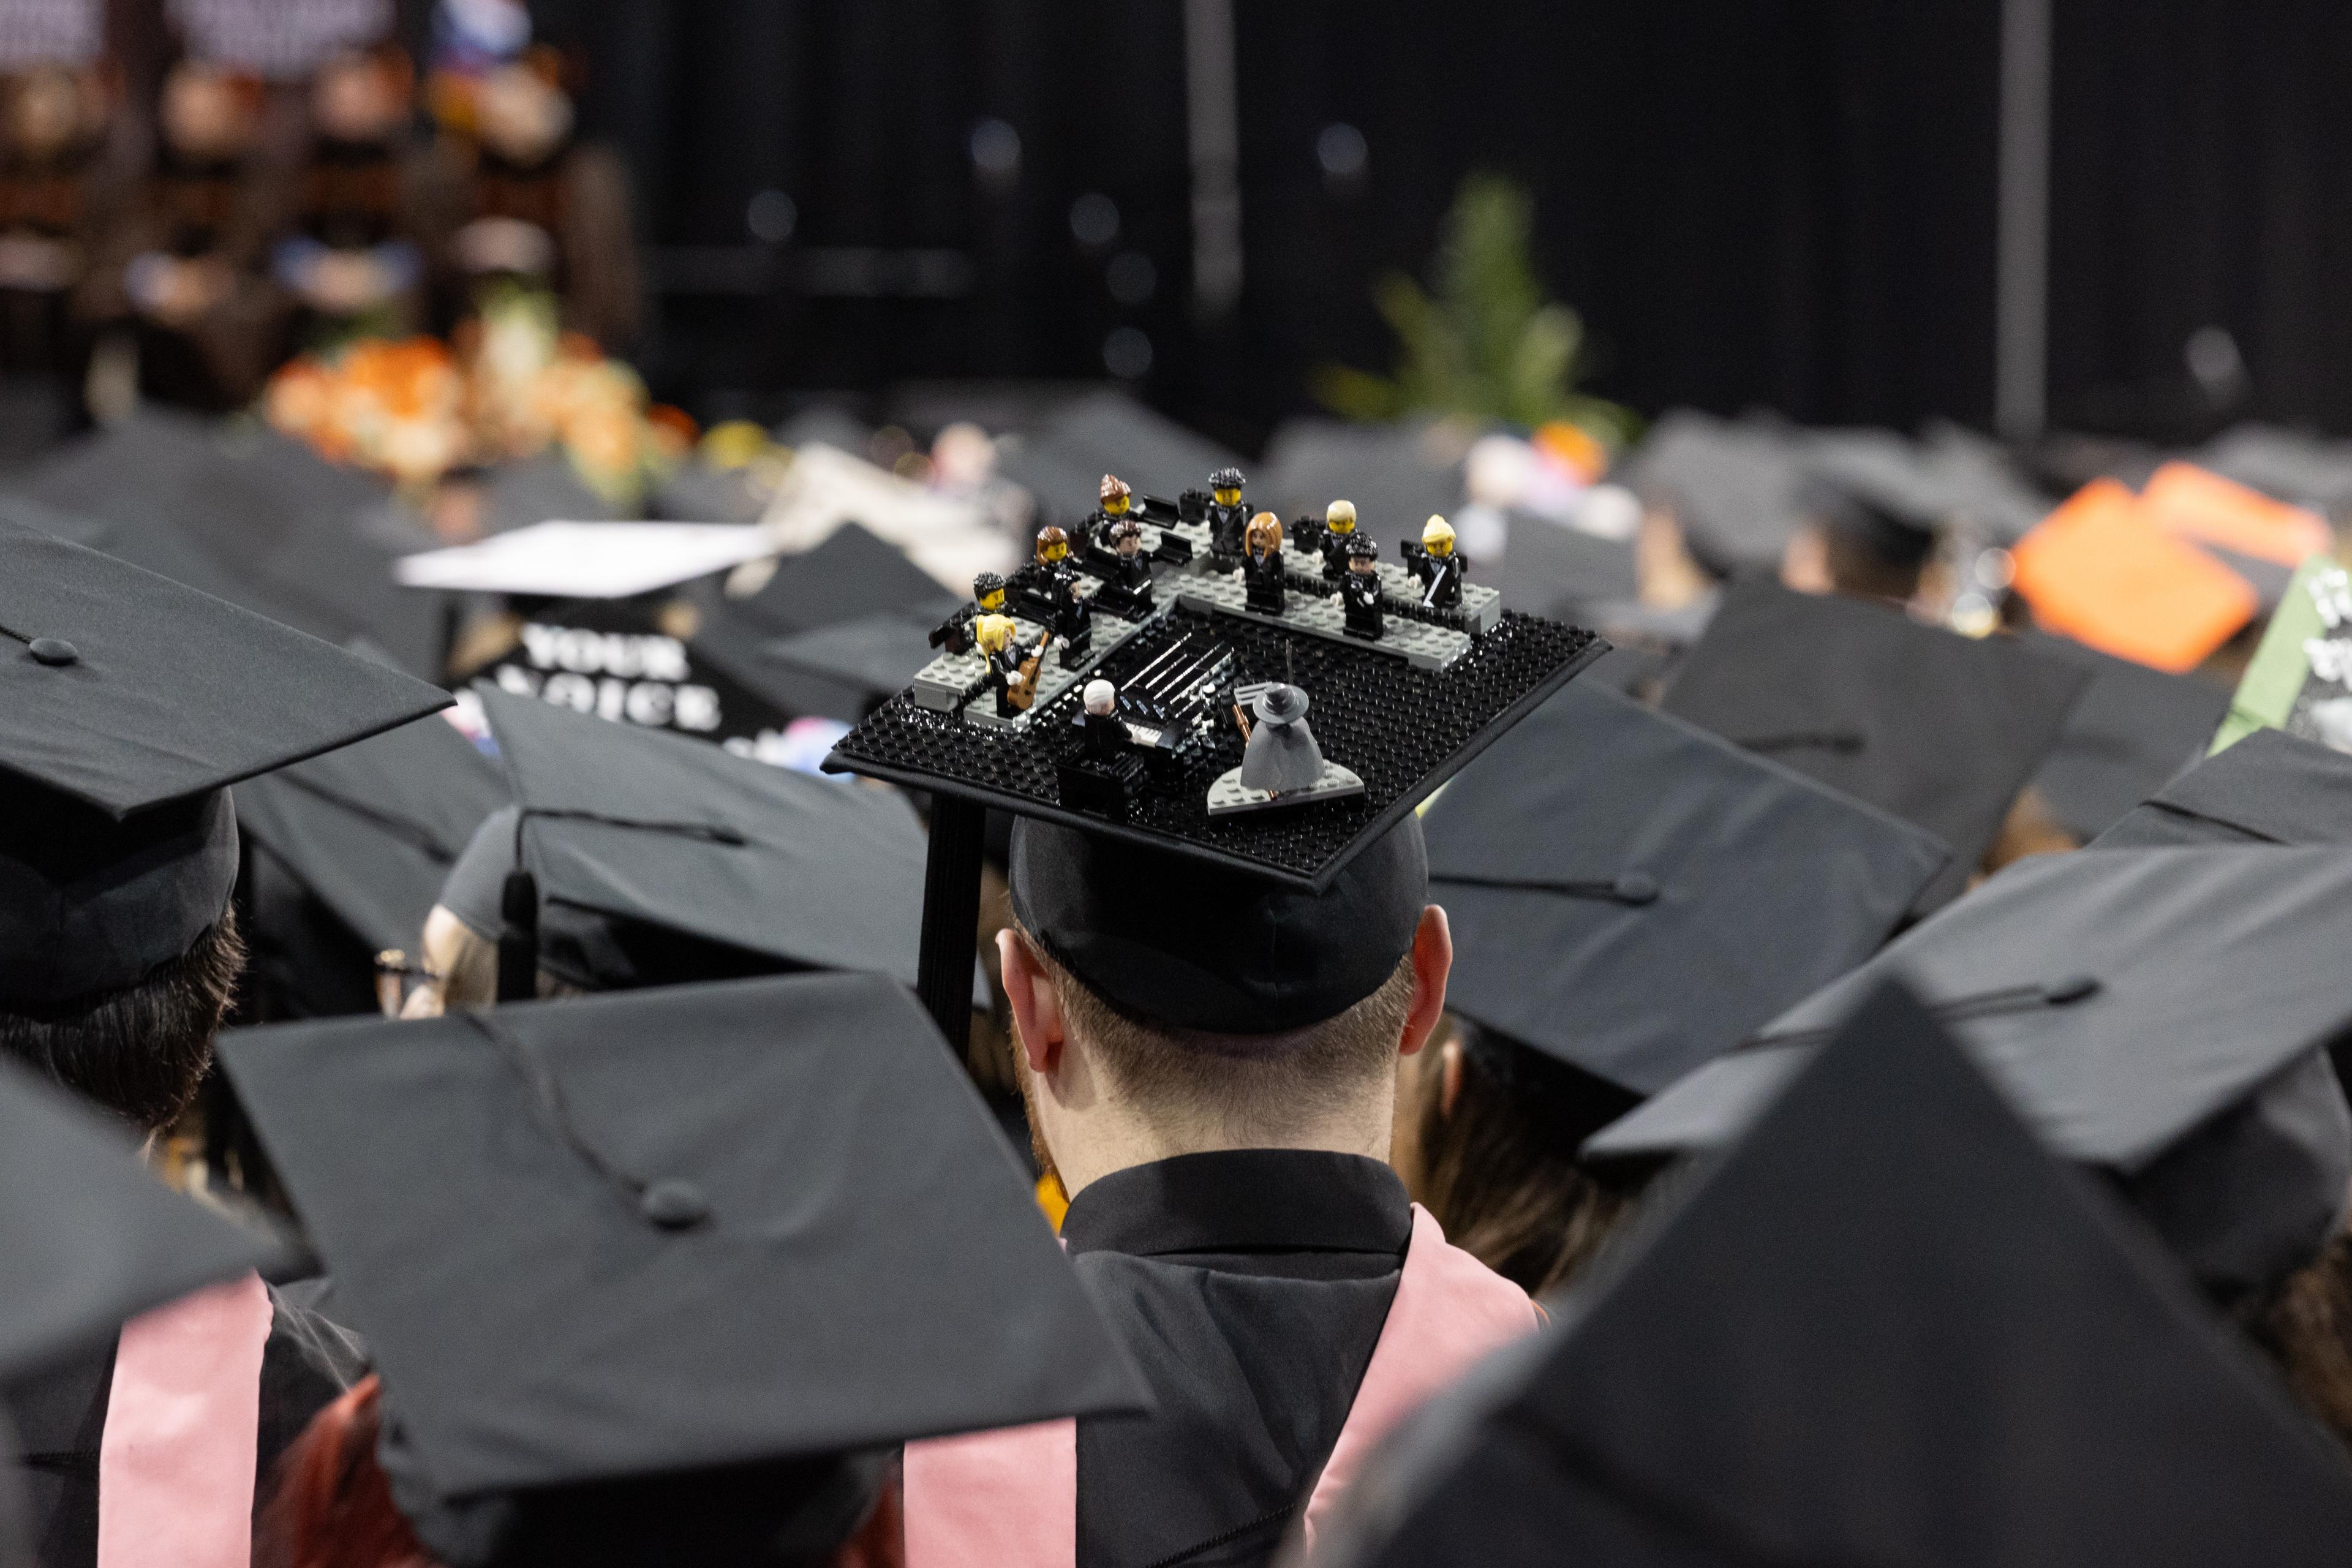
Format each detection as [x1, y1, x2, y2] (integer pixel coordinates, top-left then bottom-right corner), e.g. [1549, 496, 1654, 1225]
[1316, 499, 1360, 582]
[1242, 511, 1287, 615]
[1340, 533, 1384, 641]
[1403, 514, 1464, 611]
[1205, 466, 1248, 564]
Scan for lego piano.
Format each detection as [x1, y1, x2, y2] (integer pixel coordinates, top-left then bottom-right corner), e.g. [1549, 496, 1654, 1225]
[828, 480, 1607, 890]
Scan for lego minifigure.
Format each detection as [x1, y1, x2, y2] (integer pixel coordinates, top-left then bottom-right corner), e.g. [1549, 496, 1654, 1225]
[1316, 499, 1360, 582]
[976, 612, 1049, 716]
[1340, 533, 1384, 641]
[930, 570, 1009, 655]
[1095, 518, 1156, 617]
[1242, 511, 1288, 615]
[1035, 525, 1093, 662]
[1081, 679, 1127, 758]
[1205, 466, 1250, 564]
[1238, 683, 1326, 796]
[1401, 514, 1464, 611]
[1086, 473, 1134, 552]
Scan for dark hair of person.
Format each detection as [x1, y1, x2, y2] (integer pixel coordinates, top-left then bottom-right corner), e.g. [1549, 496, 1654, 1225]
[1412, 1021, 1646, 1297]
[0, 908, 244, 1134]
[2238, 1231, 2352, 1458]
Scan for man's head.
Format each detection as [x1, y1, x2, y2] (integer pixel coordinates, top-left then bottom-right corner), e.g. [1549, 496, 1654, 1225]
[1326, 499, 1357, 537]
[1035, 526, 1071, 566]
[1211, 467, 1246, 509]
[1099, 474, 1131, 517]
[972, 571, 1007, 614]
[998, 816, 1451, 1193]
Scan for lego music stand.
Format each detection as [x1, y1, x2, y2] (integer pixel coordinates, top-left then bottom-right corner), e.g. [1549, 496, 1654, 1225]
[823, 489, 1609, 1052]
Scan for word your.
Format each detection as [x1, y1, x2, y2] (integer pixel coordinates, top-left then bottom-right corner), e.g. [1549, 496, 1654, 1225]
[497, 624, 721, 731]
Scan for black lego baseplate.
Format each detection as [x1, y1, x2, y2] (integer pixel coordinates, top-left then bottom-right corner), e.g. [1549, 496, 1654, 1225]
[823, 603, 1608, 889]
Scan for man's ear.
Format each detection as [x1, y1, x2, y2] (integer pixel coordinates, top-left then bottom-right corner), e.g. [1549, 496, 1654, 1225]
[1399, 904, 1453, 1058]
[997, 927, 1065, 1075]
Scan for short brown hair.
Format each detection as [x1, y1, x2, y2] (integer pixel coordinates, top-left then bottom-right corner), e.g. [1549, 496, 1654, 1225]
[1018, 925, 1415, 1142]
[0, 908, 245, 1133]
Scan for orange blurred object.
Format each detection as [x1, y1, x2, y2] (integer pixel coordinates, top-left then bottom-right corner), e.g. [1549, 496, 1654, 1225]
[2011, 478, 2258, 673]
[2139, 461, 2332, 567]
[1533, 420, 1607, 484]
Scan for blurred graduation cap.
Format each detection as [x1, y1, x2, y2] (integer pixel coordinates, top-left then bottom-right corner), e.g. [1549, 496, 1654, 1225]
[234, 712, 510, 1016]
[995, 389, 1243, 523]
[1659, 577, 2090, 909]
[1490, 513, 1638, 620]
[0, 1055, 284, 1379]
[756, 612, 941, 718]
[2200, 423, 2352, 520]
[216, 972, 1143, 1564]
[1258, 417, 1467, 551]
[0, 516, 448, 1007]
[2011, 479, 2260, 672]
[469, 450, 625, 537]
[2019, 630, 2233, 842]
[9, 411, 443, 677]
[1425, 681, 1950, 1129]
[1321, 982, 2352, 1568]
[396, 522, 775, 600]
[1617, 410, 1804, 575]
[1589, 845, 2352, 1298]
[1801, 426, 1948, 573]
[2140, 461, 2332, 609]
[720, 521, 961, 638]
[1915, 419, 2053, 543]
[450, 687, 929, 994]
[2091, 728, 2352, 850]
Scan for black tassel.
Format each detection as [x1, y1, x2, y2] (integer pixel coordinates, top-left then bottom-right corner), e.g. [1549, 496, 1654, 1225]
[496, 868, 539, 1003]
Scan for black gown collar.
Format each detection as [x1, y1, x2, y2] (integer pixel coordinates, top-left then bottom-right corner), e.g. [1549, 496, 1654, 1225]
[1061, 1148, 1410, 1260]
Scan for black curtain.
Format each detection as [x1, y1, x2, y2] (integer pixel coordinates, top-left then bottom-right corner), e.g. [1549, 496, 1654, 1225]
[536, 1, 2008, 445]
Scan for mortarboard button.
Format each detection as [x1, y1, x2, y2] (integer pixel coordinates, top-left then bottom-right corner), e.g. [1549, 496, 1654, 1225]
[638, 1178, 711, 1231]
[2045, 974, 2100, 1006]
[26, 637, 77, 666]
[1610, 872, 1659, 905]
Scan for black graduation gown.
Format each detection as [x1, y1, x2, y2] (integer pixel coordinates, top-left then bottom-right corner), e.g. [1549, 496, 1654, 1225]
[1, 1283, 365, 1568]
[1063, 1149, 1409, 1568]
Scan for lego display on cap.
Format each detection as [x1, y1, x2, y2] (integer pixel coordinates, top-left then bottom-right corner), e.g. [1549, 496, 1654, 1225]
[2010, 479, 2260, 672]
[1317, 984, 2352, 1568]
[1658, 576, 2090, 910]
[217, 971, 1145, 1563]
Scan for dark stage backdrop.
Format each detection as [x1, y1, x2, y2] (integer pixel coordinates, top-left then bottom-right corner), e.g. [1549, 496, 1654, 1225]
[529, 1, 2351, 450]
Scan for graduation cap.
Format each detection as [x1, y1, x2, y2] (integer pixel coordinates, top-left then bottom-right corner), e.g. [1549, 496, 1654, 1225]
[0, 515, 449, 1007]
[1801, 426, 1948, 570]
[756, 611, 941, 717]
[450, 687, 929, 994]
[720, 521, 962, 639]
[2011, 479, 2259, 673]
[215, 973, 1144, 1561]
[1490, 513, 1638, 620]
[1618, 410, 1805, 575]
[1589, 845, 2352, 1298]
[0, 1054, 281, 1379]
[1425, 681, 1950, 1121]
[1659, 576, 2090, 909]
[234, 712, 510, 1015]
[1258, 417, 1468, 552]
[2090, 727, 2352, 850]
[995, 390, 1244, 523]
[2199, 423, 2352, 519]
[12, 412, 445, 679]
[2019, 630, 2233, 842]
[1319, 982, 2352, 1568]
[1916, 419, 2054, 544]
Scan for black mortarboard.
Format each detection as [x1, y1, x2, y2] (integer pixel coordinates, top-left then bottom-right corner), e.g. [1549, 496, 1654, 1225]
[0, 1055, 281, 1378]
[1619, 410, 1804, 575]
[1801, 428, 1945, 569]
[1660, 576, 2091, 908]
[0, 518, 448, 1006]
[724, 521, 962, 639]
[234, 712, 510, 959]
[1321, 981, 2352, 1568]
[758, 611, 941, 716]
[444, 688, 929, 990]
[2021, 631, 2233, 842]
[217, 974, 1144, 1561]
[11, 410, 444, 678]
[2091, 728, 2352, 849]
[1425, 682, 1950, 1106]
[1917, 419, 2055, 543]
[1491, 514, 1638, 620]
[1589, 846, 2352, 1298]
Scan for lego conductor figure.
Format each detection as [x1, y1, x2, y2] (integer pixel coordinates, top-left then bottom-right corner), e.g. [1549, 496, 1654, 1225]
[1238, 683, 1326, 796]
[1206, 467, 1249, 564]
[1082, 679, 1126, 759]
[1340, 533, 1384, 640]
[1316, 499, 1360, 582]
[1405, 514, 1464, 611]
[1242, 511, 1287, 615]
